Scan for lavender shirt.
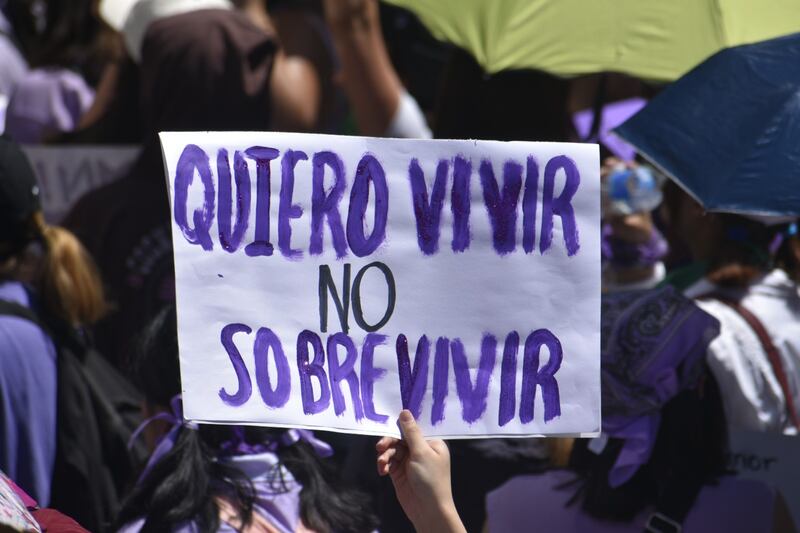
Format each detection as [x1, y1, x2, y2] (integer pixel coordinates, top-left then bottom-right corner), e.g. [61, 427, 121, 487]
[0, 282, 57, 506]
[5, 68, 94, 143]
[486, 471, 777, 533]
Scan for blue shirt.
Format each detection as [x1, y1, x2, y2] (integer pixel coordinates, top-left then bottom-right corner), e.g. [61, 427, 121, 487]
[0, 281, 57, 505]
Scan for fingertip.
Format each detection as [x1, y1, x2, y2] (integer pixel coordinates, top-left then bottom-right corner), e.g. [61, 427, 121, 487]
[376, 436, 399, 452]
[396, 410, 425, 449]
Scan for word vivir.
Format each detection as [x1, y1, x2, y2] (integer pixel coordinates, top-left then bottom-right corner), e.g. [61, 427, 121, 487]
[172, 144, 581, 258]
[219, 325, 563, 426]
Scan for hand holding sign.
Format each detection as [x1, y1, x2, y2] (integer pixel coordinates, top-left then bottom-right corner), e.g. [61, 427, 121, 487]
[377, 410, 466, 533]
[161, 131, 600, 438]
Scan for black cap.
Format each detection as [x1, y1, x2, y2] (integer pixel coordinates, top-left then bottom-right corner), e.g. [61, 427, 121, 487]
[0, 136, 42, 259]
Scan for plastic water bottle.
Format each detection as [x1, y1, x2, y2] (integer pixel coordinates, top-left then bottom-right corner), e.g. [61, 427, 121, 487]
[602, 165, 663, 216]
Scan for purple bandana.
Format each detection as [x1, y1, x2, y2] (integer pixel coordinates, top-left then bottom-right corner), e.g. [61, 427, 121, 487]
[601, 222, 668, 268]
[600, 287, 720, 487]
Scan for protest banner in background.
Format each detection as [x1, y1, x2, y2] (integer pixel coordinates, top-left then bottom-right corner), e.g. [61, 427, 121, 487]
[161, 131, 601, 438]
[22, 145, 139, 222]
[729, 431, 800, 525]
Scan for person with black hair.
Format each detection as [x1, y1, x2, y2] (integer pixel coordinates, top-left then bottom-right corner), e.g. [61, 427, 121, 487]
[660, 181, 800, 435]
[117, 305, 379, 533]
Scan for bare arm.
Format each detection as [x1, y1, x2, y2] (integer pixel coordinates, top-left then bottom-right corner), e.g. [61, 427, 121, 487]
[322, 0, 402, 136]
[376, 411, 467, 533]
[244, 3, 322, 132]
[270, 51, 321, 132]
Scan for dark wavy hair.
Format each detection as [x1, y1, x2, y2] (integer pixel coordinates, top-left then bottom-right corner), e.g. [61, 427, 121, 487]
[33, 0, 121, 86]
[114, 305, 379, 533]
[568, 369, 729, 521]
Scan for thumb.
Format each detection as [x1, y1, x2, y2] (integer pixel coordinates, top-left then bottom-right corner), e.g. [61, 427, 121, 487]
[397, 410, 426, 452]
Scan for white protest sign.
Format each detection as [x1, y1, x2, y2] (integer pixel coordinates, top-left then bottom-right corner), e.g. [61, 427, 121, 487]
[161, 131, 601, 438]
[22, 145, 139, 222]
[729, 431, 800, 525]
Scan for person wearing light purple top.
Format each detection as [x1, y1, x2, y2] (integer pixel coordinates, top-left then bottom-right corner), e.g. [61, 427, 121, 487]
[0, 135, 107, 516]
[0, 281, 57, 506]
[3, 0, 121, 143]
[5, 68, 95, 143]
[0, 137, 60, 504]
[487, 472, 782, 533]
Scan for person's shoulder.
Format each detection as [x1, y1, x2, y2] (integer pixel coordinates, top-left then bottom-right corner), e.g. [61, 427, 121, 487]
[686, 476, 777, 531]
[744, 269, 800, 312]
[487, 470, 580, 506]
[62, 170, 144, 241]
[0, 283, 55, 355]
[8, 68, 93, 112]
[0, 281, 31, 306]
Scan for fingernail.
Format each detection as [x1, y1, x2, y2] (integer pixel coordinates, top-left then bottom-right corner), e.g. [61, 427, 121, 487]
[399, 410, 413, 423]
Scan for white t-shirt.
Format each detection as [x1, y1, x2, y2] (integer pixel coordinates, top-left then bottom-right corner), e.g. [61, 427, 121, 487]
[685, 269, 800, 435]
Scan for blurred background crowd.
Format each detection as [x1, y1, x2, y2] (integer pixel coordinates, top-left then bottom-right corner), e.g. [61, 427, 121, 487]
[0, 0, 799, 531]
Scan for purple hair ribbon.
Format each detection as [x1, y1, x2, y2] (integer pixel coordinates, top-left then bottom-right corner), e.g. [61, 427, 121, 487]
[218, 426, 333, 458]
[769, 222, 799, 255]
[127, 395, 198, 484]
[128, 395, 333, 484]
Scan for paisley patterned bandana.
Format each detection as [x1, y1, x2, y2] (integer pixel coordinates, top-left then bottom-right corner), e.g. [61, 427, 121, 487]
[600, 286, 720, 487]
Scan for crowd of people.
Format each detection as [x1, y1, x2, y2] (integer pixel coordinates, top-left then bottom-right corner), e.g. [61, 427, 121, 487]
[0, 0, 798, 531]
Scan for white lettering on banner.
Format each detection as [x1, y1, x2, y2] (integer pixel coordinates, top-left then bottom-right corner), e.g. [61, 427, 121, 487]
[161, 131, 601, 438]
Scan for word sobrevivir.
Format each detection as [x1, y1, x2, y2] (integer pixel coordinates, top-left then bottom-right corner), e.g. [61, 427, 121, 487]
[220, 326, 562, 426]
[172, 144, 582, 258]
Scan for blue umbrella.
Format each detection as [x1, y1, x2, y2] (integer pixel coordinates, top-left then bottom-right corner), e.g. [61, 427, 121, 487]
[614, 32, 800, 217]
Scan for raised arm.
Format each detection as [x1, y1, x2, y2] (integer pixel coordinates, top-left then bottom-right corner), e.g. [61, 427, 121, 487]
[376, 410, 467, 533]
[322, 0, 404, 136]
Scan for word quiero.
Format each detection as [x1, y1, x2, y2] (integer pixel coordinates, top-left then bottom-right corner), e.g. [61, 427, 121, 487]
[172, 144, 581, 258]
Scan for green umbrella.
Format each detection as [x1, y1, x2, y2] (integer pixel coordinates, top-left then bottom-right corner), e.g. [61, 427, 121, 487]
[383, 0, 800, 81]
